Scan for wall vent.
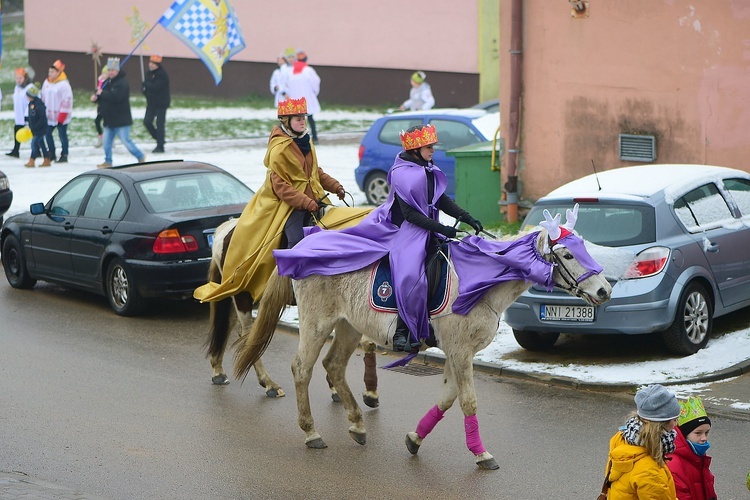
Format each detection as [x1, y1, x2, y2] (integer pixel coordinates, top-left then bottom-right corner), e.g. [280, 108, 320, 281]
[619, 134, 656, 162]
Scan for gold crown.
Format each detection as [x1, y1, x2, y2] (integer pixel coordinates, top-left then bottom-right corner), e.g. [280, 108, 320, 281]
[399, 123, 438, 150]
[277, 97, 308, 116]
[678, 396, 708, 426]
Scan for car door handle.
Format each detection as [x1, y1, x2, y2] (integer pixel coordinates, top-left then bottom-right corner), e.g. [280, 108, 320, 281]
[706, 242, 719, 253]
[100, 227, 113, 234]
[63, 222, 75, 231]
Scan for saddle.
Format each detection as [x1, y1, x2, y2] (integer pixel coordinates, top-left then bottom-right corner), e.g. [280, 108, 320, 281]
[369, 243, 451, 316]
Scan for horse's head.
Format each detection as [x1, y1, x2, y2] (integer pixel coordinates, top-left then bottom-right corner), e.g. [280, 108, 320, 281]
[539, 204, 612, 306]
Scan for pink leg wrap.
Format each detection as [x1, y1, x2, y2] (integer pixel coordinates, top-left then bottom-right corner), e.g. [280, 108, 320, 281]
[464, 414, 486, 455]
[416, 405, 445, 439]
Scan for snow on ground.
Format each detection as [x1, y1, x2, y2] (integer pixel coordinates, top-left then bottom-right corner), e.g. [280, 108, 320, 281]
[2, 107, 750, 391]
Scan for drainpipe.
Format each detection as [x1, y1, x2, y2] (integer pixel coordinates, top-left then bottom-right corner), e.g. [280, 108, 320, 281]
[505, 0, 523, 223]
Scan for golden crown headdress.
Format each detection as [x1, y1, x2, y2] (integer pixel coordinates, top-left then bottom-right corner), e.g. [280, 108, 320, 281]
[399, 123, 438, 150]
[277, 97, 308, 116]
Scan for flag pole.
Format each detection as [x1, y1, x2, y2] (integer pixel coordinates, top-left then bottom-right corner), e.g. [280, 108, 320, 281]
[99, 19, 159, 90]
[121, 21, 159, 68]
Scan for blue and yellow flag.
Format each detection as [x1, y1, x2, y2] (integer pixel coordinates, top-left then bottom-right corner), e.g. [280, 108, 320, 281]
[159, 0, 246, 85]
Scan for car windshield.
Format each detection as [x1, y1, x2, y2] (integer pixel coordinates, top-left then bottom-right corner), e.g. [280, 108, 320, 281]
[136, 172, 253, 213]
[522, 203, 656, 247]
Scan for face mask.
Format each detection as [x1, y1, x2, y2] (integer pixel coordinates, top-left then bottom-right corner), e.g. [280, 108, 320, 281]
[688, 440, 711, 456]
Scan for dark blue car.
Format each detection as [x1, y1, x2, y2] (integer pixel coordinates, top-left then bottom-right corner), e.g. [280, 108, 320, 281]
[355, 109, 500, 205]
[0, 170, 12, 226]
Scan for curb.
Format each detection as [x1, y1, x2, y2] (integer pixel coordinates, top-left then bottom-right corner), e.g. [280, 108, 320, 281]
[277, 321, 750, 421]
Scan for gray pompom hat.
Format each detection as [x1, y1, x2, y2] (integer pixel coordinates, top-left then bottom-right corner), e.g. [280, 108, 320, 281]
[635, 384, 681, 421]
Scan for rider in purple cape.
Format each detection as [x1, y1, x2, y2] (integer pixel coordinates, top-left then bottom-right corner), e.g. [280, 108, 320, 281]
[274, 123, 484, 352]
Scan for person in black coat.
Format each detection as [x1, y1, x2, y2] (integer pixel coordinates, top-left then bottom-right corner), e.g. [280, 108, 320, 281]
[91, 57, 145, 168]
[142, 55, 171, 153]
[24, 84, 52, 168]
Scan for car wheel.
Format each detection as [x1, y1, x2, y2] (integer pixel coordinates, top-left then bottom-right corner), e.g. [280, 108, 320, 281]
[661, 282, 711, 355]
[512, 329, 560, 351]
[106, 257, 145, 316]
[2, 234, 37, 289]
[364, 171, 389, 205]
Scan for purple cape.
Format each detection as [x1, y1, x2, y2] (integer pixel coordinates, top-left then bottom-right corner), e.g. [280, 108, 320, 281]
[275, 155, 448, 346]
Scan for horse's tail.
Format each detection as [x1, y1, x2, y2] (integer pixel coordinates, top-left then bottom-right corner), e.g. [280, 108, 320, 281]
[233, 268, 294, 382]
[205, 258, 235, 359]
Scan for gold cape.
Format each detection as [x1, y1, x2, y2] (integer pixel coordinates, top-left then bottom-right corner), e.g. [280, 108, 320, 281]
[193, 134, 371, 303]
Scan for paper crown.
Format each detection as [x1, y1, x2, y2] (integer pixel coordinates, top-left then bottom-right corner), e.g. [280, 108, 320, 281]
[150, 55, 163, 64]
[52, 59, 65, 71]
[278, 97, 308, 116]
[15, 67, 27, 77]
[107, 57, 121, 72]
[678, 396, 708, 426]
[399, 124, 438, 150]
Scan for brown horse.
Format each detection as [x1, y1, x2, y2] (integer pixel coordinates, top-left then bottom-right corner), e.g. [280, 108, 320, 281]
[204, 218, 379, 407]
[233, 208, 612, 470]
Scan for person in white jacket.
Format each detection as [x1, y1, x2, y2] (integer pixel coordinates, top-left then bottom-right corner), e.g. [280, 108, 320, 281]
[6, 67, 31, 158]
[269, 51, 293, 107]
[399, 71, 435, 111]
[281, 50, 321, 142]
[41, 59, 74, 163]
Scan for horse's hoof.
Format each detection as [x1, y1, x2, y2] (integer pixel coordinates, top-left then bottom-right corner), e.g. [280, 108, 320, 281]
[349, 430, 366, 445]
[362, 394, 379, 408]
[265, 387, 285, 398]
[405, 433, 421, 455]
[305, 437, 327, 449]
[477, 458, 500, 470]
[331, 392, 341, 403]
[211, 374, 229, 385]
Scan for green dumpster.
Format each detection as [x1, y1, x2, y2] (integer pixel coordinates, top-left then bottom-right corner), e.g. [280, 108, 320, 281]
[446, 139, 503, 226]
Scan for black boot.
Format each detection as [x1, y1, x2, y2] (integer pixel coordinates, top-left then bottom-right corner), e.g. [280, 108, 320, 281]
[392, 315, 410, 352]
[393, 316, 422, 352]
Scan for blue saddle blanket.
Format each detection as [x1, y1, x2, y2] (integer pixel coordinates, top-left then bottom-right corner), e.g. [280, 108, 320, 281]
[369, 255, 451, 315]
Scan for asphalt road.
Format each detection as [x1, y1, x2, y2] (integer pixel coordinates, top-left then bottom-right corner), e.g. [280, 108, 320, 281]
[2, 279, 750, 499]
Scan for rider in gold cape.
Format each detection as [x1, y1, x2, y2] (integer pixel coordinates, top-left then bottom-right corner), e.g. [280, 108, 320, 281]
[194, 97, 370, 304]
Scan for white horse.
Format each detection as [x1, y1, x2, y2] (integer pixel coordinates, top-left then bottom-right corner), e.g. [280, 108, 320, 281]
[233, 207, 612, 470]
[204, 218, 380, 407]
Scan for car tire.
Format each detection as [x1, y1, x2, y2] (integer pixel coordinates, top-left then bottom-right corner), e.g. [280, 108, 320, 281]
[2, 234, 37, 289]
[364, 171, 389, 205]
[106, 257, 145, 316]
[661, 282, 711, 355]
[512, 329, 560, 351]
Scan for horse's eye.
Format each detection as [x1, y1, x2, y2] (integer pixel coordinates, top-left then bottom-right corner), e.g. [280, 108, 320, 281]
[563, 251, 574, 260]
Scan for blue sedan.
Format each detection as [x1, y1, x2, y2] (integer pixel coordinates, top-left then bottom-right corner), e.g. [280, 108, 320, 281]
[355, 109, 500, 205]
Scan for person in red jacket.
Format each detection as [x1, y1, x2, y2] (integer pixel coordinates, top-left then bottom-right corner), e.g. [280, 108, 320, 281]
[667, 396, 717, 500]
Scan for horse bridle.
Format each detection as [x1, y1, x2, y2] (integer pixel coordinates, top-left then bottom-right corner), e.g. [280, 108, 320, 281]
[547, 239, 599, 298]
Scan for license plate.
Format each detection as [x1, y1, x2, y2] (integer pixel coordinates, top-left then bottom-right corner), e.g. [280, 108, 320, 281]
[541, 305, 595, 322]
[206, 232, 215, 248]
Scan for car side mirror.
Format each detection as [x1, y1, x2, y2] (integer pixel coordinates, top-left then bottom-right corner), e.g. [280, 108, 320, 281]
[30, 203, 45, 215]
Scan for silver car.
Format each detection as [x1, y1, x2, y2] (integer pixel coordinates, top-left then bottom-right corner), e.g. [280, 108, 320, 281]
[504, 164, 750, 355]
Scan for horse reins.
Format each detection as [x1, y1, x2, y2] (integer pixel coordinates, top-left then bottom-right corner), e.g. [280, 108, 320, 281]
[547, 239, 589, 298]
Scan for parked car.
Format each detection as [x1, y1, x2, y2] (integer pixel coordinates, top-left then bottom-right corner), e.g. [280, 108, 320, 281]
[355, 109, 500, 205]
[1, 160, 253, 316]
[472, 98, 500, 114]
[0, 170, 12, 226]
[504, 164, 750, 355]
